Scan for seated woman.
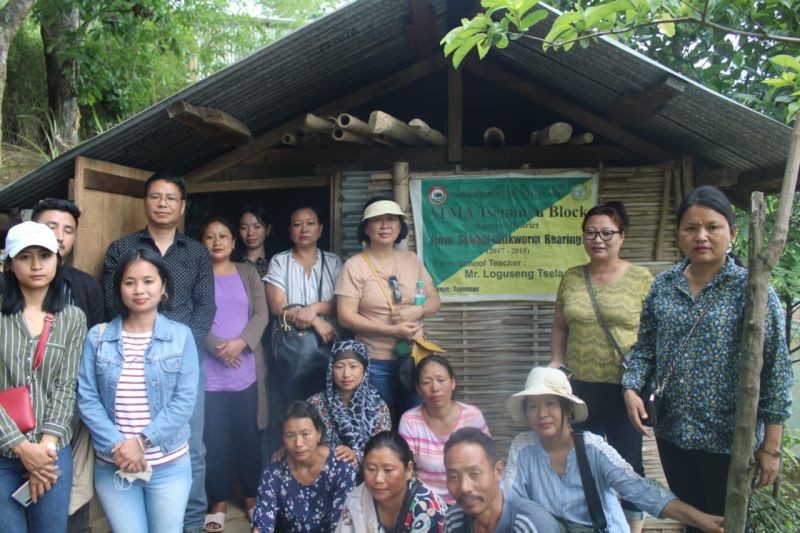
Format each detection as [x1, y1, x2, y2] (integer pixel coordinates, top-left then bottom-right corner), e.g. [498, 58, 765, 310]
[307, 340, 391, 465]
[252, 401, 357, 533]
[78, 248, 197, 532]
[398, 355, 490, 505]
[503, 367, 724, 533]
[337, 431, 446, 533]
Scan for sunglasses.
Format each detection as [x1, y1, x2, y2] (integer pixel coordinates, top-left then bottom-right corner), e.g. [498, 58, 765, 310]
[388, 276, 402, 304]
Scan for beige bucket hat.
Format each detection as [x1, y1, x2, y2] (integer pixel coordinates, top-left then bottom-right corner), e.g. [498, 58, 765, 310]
[506, 366, 588, 426]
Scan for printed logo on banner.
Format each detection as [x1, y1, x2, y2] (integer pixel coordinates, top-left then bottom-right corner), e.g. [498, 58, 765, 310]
[428, 186, 447, 206]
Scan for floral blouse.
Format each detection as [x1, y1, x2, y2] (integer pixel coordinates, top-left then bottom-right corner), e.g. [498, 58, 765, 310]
[253, 448, 357, 532]
[622, 257, 793, 454]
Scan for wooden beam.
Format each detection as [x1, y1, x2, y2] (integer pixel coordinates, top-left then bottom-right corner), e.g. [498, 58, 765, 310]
[609, 76, 687, 127]
[84, 168, 147, 197]
[187, 176, 329, 194]
[251, 145, 638, 166]
[406, 0, 437, 58]
[184, 57, 444, 182]
[466, 60, 674, 163]
[448, 66, 463, 162]
[696, 167, 740, 188]
[167, 100, 252, 146]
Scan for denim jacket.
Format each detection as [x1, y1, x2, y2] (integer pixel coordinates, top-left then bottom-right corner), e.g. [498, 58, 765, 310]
[77, 314, 198, 461]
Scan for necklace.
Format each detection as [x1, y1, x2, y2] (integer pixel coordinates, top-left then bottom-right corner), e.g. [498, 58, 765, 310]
[366, 250, 398, 278]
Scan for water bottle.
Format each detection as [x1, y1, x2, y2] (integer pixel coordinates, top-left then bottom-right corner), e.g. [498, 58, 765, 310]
[413, 280, 426, 306]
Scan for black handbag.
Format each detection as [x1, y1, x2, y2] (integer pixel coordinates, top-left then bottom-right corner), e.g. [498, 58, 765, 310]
[271, 252, 332, 383]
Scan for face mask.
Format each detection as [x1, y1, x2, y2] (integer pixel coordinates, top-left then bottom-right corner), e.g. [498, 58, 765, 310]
[114, 463, 153, 490]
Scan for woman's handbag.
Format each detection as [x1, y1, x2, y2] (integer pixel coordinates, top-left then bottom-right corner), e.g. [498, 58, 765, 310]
[361, 253, 445, 390]
[271, 252, 332, 382]
[0, 314, 54, 434]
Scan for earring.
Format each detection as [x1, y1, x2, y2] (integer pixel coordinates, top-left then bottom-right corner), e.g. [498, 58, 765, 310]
[161, 293, 168, 303]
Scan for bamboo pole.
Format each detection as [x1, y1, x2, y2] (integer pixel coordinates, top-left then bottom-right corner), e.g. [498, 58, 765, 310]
[331, 127, 377, 146]
[530, 122, 572, 146]
[369, 111, 424, 146]
[567, 132, 594, 145]
[303, 113, 335, 134]
[409, 118, 447, 146]
[336, 113, 373, 138]
[483, 126, 505, 147]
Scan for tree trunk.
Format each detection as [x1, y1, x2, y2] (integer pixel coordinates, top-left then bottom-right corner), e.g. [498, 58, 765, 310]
[39, 2, 80, 153]
[725, 114, 800, 532]
[0, 0, 38, 164]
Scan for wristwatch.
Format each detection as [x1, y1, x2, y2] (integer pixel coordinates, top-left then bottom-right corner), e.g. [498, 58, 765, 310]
[759, 446, 782, 458]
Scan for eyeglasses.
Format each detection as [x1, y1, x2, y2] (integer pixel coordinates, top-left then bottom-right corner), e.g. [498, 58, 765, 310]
[583, 230, 621, 242]
[388, 276, 402, 304]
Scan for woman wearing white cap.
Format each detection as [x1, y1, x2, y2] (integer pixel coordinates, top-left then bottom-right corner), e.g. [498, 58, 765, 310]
[336, 196, 441, 412]
[0, 221, 86, 532]
[502, 367, 725, 533]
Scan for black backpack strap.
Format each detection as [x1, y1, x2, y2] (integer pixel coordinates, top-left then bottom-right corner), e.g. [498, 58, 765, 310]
[573, 431, 608, 532]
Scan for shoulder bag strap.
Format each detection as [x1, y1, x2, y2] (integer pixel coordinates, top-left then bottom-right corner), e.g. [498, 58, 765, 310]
[361, 252, 395, 313]
[573, 431, 608, 532]
[317, 249, 326, 302]
[582, 266, 627, 367]
[32, 313, 55, 370]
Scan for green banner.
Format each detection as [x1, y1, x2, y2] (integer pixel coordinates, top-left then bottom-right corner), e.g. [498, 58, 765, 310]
[410, 173, 596, 301]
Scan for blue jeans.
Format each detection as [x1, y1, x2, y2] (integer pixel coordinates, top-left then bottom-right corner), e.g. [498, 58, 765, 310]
[370, 359, 421, 425]
[0, 445, 73, 533]
[184, 361, 207, 531]
[95, 455, 192, 533]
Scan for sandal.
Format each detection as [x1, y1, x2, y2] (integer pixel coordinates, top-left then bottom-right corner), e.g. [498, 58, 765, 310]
[204, 512, 226, 532]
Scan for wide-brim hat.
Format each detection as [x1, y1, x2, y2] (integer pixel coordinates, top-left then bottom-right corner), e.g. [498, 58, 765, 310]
[506, 367, 588, 426]
[2, 221, 59, 260]
[361, 200, 408, 221]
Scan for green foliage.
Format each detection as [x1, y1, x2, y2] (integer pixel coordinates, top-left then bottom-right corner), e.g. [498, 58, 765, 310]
[733, 194, 800, 304]
[441, 0, 800, 124]
[750, 430, 800, 530]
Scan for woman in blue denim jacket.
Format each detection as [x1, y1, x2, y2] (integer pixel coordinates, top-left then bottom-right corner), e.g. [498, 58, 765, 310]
[78, 247, 198, 533]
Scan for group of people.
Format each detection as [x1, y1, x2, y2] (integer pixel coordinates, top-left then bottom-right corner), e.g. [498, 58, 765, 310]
[0, 169, 792, 533]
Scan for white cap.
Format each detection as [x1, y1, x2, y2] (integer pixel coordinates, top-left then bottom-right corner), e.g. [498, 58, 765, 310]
[2, 221, 59, 260]
[361, 200, 408, 221]
[506, 367, 588, 426]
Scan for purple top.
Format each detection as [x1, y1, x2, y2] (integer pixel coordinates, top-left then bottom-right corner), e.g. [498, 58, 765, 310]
[204, 272, 256, 392]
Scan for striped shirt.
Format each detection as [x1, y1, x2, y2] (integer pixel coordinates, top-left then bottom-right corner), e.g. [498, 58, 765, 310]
[0, 306, 86, 456]
[264, 249, 342, 306]
[116, 331, 188, 465]
[398, 402, 490, 504]
[444, 493, 560, 533]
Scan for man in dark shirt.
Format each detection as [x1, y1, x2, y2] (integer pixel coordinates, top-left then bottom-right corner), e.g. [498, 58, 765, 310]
[102, 172, 215, 533]
[444, 428, 559, 533]
[29, 199, 104, 533]
[30, 199, 105, 328]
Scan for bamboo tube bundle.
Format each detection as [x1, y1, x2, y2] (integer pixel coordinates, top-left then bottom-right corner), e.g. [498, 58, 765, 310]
[336, 113, 374, 138]
[332, 127, 377, 146]
[483, 126, 505, 147]
[529, 122, 573, 146]
[409, 119, 447, 147]
[368, 111, 425, 146]
[373, 135, 397, 146]
[567, 132, 594, 145]
[303, 113, 335, 134]
[281, 129, 319, 146]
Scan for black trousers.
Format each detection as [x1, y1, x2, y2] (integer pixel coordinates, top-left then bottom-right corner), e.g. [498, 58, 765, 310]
[571, 380, 644, 516]
[656, 437, 747, 533]
[203, 383, 262, 502]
